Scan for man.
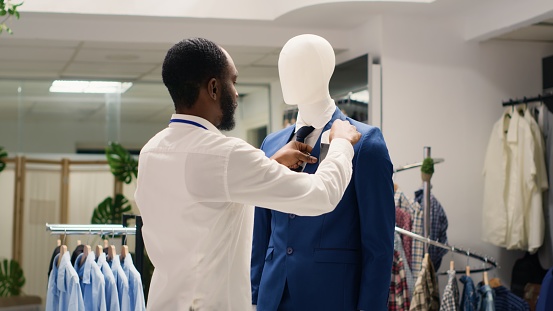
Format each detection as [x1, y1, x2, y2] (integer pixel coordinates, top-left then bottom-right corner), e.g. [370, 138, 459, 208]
[251, 34, 395, 311]
[134, 37, 362, 311]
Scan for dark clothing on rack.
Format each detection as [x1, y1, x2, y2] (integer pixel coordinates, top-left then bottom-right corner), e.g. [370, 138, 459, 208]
[460, 276, 478, 311]
[538, 104, 553, 268]
[71, 244, 84, 266]
[47, 245, 61, 277]
[414, 189, 448, 270]
[511, 252, 548, 298]
[493, 286, 529, 311]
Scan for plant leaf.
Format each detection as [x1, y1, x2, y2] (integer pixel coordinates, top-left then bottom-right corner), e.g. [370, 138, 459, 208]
[105, 142, 138, 184]
[0, 259, 25, 297]
[91, 194, 132, 233]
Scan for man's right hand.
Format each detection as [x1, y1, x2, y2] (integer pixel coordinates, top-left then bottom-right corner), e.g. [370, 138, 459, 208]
[329, 120, 361, 145]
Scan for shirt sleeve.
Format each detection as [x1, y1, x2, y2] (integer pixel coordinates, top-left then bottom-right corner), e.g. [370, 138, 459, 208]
[226, 138, 354, 216]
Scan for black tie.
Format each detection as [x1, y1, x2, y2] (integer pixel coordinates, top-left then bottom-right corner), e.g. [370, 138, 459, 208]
[295, 126, 315, 143]
[291, 126, 315, 172]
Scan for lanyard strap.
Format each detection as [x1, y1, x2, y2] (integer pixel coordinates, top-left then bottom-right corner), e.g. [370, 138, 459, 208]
[169, 119, 208, 130]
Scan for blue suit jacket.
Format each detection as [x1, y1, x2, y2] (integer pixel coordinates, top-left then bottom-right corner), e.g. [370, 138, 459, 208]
[251, 107, 395, 311]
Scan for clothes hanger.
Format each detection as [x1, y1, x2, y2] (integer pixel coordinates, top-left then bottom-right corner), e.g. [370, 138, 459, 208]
[483, 259, 489, 286]
[465, 250, 471, 277]
[95, 245, 103, 259]
[107, 229, 116, 261]
[58, 231, 67, 267]
[120, 233, 128, 261]
[80, 230, 92, 265]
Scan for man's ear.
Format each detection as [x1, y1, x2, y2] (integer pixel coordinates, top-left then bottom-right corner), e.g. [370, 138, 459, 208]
[208, 78, 218, 101]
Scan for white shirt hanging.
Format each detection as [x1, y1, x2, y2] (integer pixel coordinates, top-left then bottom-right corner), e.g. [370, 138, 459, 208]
[482, 108, 544, 252]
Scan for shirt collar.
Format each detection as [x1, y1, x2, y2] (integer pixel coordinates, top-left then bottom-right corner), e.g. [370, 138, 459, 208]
[295, 104, 335, 132]
[169, 114, 222, 135]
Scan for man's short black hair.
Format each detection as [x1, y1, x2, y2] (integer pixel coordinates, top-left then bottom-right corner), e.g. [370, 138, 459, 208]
[162, 37, 228, 111]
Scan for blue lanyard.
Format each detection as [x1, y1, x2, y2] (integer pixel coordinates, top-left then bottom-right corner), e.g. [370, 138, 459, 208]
[169, 119, 208, 130]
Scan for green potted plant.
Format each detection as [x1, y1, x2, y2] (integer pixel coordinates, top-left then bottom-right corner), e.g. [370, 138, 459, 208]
[421, 157, 434, 182]
[0, 258, 25, 297]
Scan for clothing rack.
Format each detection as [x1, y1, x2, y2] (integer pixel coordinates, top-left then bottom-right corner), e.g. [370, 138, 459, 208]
[395, 227, 498, 274]
[502, 92, 553, 113]
[394, 147, 498, 274]
[45, 215, 145, 283]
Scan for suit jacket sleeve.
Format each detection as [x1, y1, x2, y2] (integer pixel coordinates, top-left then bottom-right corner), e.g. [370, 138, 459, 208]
[356, 127, 395, 310]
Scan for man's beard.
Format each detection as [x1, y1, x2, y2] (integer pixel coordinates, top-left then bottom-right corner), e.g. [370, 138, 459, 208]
[217, 84, 236, 131]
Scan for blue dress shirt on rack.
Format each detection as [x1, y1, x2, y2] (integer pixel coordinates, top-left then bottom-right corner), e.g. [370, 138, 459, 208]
[110, 255, 131, 311]
[46, 252, 85, 311]
[74, 252, 107, 311]
[121, 254, 146, 311]
[97, 252, 120, 311]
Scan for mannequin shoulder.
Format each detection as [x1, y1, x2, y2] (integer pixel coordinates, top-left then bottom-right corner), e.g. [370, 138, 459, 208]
[347, 118, 379, 136]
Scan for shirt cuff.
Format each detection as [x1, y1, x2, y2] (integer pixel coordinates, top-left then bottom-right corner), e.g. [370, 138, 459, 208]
[328, 138, 354, 160]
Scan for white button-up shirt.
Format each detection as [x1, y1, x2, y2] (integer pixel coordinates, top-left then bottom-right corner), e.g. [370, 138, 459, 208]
[482, 109, 544, 252]
[135, 114, 354, 310]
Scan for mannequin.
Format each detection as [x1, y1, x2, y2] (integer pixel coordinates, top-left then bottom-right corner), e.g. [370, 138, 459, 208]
[278, 34, 336, 129]
[251, 34, 395, 311]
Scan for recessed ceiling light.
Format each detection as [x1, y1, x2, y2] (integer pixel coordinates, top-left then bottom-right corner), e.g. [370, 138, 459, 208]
[49, 80, 133, 94]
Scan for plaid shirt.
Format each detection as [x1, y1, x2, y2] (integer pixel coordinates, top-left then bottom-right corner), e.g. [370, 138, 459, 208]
[409, 254, 440, 311]
[389, 250, 410, 311]
[439, 270, 460, 311]
[396, 207, 413, 265]
[395, 232, 415, 298]
[415, 189, 449, 271]
[394, 188, 424, 276]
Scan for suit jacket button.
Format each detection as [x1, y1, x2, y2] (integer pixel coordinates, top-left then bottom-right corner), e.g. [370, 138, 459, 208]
[286, 247, 293, 255]
[289, 214, 296, 219]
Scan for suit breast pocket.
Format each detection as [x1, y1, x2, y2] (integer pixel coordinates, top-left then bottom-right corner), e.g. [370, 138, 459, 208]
[313, 248, 360, 264]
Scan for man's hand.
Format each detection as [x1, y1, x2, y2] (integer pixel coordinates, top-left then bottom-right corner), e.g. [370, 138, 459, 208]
[330, 120, 361, 145]
[270, 141, 318, 170]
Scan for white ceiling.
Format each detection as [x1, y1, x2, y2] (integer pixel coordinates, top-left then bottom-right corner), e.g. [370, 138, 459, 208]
[1, 0, 553, 125]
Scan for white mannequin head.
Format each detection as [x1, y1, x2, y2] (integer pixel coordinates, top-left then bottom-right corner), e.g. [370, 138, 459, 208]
[278, 34, 336, 128]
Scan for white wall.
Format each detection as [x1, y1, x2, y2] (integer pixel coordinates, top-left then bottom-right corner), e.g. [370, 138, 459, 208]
[378, 14, 553, 286]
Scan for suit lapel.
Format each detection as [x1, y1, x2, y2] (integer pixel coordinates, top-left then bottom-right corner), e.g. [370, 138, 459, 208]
[303, 107, 346, 174]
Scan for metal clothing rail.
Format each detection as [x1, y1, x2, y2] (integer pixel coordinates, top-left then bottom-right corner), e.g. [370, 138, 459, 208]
[46, 224, 137, 236]
[395, 226, 498, 274]
[393, 158, 444, 173]
[502, 92, 553, 106]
